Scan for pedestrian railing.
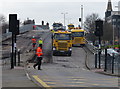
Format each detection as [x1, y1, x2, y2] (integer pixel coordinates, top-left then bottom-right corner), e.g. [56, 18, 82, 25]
[95, 51, 120, 75]
[85, 41, 120, 76]
[85, 40, 97, 54]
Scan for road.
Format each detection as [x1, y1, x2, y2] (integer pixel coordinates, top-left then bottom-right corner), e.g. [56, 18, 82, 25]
[26, 31, 119, 88]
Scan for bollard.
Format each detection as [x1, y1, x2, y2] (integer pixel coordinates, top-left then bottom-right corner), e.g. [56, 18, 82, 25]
[14, 43, 17, 66]
[18, 49, 20, 66]
[112, 53, 114, 74]
[98, 49, 101, 69]
[95, 53, 97, 68]
[104, 48, 107, 72]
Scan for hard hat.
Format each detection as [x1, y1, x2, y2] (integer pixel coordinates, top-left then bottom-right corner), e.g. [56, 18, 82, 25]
[33, 36, 35, 38]
[40, 38, 42, 40]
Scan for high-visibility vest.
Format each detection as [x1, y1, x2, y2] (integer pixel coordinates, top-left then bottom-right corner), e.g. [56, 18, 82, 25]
[32, 38, 36, 43]
[38, 40, 43, 44]
[36, 47, 43, 57]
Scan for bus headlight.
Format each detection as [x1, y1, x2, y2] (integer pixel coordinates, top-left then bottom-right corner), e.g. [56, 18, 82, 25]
[69, 48, 72, 51]
[53, 47, 56, 50]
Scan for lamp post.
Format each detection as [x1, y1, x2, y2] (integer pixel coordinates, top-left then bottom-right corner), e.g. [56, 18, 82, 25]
[81, 5, 83, 29]
[67, 18, 72, 24]
[61, 12, 68, 27]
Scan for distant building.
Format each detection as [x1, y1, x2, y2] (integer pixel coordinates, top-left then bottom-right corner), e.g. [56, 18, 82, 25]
[105, 0, 120, 44]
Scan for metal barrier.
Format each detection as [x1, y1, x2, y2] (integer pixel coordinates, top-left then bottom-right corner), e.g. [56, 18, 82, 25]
[85, 40, 97, 54]
[85, 40, 120, 75]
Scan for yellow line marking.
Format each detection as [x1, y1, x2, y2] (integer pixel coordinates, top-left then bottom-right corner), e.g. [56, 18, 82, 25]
[33, 75, 52, 88]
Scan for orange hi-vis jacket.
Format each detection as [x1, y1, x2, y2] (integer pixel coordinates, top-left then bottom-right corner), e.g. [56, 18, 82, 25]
[32, 38, 36, 43]
[36, 47, 43, 57]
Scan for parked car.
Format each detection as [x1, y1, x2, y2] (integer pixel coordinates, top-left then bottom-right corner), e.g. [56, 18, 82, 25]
[101, 48, 120, 56]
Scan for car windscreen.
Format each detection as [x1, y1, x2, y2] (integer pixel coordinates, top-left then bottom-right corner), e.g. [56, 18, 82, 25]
[68, 25, 74, 27]
[72, 32, 84, 37]
[54, 33, 71, 40]
[53, 23, 63, 27]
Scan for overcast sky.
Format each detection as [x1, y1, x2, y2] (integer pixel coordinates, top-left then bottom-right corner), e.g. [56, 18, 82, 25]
[0, 0, 120, 28]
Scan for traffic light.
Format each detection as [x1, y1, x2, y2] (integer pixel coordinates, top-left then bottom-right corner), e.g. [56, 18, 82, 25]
[79, 18, 81, 22]
[94, 19, 103, 36]
[9, 14, 17, 33]
[16, 20, 19, 35]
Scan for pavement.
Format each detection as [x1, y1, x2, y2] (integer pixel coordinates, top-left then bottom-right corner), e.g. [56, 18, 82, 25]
[2, 49, 40, 88]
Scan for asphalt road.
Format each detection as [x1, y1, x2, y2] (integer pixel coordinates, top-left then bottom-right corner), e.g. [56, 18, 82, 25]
[26, 31, 119, 88]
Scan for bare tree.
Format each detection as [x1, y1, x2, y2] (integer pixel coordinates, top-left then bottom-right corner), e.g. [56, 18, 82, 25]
[0, 14, 8, 34]
[0, 14, 6, 23]
[84, 13, 101, 43]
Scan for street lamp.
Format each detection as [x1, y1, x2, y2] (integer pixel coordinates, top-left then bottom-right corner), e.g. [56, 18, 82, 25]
[67, 18, 72, 24]
[81, 5, 84, 29]
[61, 12, 68, 27]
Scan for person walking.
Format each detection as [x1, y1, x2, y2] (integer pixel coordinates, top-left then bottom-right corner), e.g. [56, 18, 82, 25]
[33, 46, 43, 70]
[33, 25, 36, 30]
[31, 36, 36, 50]
[38, 38, 43, 48]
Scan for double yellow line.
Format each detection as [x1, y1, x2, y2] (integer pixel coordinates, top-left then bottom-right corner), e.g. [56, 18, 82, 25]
[33, 75, 52, 88]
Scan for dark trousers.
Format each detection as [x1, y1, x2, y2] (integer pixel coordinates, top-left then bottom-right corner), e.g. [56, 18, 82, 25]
[32, 43, 36, 47]
[39, 44, 42, 48]
[34, 57, 42, 70]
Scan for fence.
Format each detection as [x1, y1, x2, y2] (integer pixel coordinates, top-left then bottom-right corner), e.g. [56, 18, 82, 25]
[95, 49, 120, 75]
[85, 40, 120, 76]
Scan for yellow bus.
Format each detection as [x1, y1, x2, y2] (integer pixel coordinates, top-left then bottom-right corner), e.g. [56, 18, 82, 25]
[71, 29, 86, 46]
[68, 24, 74, 30]
[52, 30, 72, 56]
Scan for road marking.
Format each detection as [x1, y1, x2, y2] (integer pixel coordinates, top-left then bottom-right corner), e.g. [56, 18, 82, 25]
[33, 75, 51, 88]
[91, 84, 100, 86]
